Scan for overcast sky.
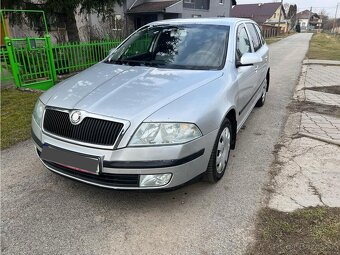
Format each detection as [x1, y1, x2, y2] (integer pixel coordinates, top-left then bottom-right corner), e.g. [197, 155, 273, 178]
[235, 0, 339, 17]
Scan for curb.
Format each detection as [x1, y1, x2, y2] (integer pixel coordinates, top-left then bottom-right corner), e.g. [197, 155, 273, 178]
[300, 132, 340, 146]
[303, 59, 340, 65]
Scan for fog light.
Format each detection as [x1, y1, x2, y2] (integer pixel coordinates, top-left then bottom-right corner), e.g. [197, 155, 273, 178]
[140, 174, 172, 187]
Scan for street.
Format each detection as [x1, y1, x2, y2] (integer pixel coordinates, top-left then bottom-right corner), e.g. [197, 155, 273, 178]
[1, 33, 313, 255]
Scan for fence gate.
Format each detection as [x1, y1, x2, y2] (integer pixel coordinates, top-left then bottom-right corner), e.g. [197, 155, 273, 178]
[1, 9, 56, 90]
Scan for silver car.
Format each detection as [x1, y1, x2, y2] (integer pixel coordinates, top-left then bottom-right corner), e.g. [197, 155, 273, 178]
[32, 18, 270, 190]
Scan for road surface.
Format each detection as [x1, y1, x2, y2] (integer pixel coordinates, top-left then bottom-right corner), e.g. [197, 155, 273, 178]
[1, 33, 313, 255]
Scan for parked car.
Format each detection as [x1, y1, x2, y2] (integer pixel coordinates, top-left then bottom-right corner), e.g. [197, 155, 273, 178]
[32, 18, 270, 190]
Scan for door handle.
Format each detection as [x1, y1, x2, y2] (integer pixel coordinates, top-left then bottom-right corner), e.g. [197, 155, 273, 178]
[264, 56, 268, 61]
[255, 66, 259, 71]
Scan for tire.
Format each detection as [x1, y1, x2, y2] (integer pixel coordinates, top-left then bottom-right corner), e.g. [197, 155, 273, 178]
[205, 118, 232, 183]
[255, 78, 267, 107]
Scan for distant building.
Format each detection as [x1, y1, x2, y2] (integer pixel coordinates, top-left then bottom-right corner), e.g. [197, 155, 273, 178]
[230, 2, 289, 33]
[296, 10, 323, 31]
[77, 0, 237, 41]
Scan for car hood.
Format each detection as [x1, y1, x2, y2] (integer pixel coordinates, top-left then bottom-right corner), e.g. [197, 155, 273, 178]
[42, 62, 223, 121]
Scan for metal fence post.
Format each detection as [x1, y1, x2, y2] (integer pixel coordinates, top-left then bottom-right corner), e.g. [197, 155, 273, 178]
[45, 34, 57, 83]
[4, 36, 21, 87]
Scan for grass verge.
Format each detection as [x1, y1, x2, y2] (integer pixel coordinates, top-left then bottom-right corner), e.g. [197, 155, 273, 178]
[247, 207, 340, 255]
[307, 33, 340, 60]
[1, 88, 42, 149]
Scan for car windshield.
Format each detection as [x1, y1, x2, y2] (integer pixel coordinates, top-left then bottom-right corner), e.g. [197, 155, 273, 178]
[105, 24, 230, 70]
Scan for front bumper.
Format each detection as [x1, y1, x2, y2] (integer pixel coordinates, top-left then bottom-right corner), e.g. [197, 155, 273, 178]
[32, 122, 217, 190]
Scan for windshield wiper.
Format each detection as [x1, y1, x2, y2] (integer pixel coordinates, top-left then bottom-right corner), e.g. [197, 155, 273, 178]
[107, 59, 167, 67]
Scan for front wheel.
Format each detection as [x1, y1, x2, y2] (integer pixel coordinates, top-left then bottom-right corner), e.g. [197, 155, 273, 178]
[205, 118, 232, 183]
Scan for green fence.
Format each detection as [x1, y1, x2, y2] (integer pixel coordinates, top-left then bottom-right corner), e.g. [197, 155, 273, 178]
[52, 40, 121, 75]
[1, 39, 122, 89]
[0, 47, 14, 86]
[0, 38, 159, 89]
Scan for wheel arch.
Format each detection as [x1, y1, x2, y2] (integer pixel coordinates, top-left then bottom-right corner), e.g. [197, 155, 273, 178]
[222, 108, 237, 150]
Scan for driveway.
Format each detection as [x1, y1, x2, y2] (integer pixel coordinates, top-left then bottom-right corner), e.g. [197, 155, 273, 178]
[1, 33, 313, 255]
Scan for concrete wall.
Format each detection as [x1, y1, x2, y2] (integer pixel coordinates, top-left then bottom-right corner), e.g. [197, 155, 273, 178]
[76, 2, 128, 41]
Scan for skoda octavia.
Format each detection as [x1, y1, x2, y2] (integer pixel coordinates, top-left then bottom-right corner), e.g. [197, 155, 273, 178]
[32, 18, 270, 189]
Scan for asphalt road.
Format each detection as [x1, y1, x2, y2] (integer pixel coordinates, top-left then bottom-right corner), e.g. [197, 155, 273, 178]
[1, 33, 312, 255]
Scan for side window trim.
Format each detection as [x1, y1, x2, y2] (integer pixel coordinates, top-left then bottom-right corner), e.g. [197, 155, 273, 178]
[252, 23, 263, 49]
[245, 22, 261, 52]
[235, 23, 253, 64]
[255, 24, 265, 45]
[243, 23, 255, 52]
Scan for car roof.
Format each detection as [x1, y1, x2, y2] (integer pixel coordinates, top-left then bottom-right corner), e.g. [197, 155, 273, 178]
[147, 17, 253, 27]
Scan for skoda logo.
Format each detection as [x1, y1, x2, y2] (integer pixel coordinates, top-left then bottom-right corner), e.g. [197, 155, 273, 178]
[70, 110, 82, 125]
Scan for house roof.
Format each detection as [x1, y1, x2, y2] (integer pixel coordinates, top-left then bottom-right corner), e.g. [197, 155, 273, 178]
[128, 1, 181, 13]
[296, 10, 320, 20]
[230, 2, 282, 24]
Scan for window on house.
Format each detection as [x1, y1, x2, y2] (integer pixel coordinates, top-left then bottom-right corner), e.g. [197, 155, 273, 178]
[236, 24, 252, 62]
[112, 14, 122, 31]
[246, 23, 262, 52]
[183, 0, 209, 10]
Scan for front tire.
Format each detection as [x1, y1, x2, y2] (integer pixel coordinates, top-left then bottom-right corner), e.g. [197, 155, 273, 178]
[205, 118, 232, 183]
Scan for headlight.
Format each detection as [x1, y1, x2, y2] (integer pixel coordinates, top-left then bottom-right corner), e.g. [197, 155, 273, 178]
[129, 122, 202, 146]
[33, 100, 45, 127]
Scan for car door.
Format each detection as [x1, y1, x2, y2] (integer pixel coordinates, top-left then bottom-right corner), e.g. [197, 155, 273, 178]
[245, 23, 269, 92]
[235, 23, 257, 120]
[254, 23, 269, 83]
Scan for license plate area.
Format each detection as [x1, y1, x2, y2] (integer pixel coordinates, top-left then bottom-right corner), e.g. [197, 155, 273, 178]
[41, 144, 101, 175]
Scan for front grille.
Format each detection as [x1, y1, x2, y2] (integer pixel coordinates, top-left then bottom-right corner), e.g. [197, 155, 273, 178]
[44, 160, 139, 187]
[43, 109, 124, 146]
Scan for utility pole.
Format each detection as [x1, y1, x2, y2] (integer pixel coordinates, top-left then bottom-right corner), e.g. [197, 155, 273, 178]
[278, 0, 283, 34]
[333, 3, 339, 34]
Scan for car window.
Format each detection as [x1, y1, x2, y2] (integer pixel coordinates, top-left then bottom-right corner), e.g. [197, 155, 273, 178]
[236, 24, 252, 62]
[254, 24, 265, 45]
[246, 23, 261, 52]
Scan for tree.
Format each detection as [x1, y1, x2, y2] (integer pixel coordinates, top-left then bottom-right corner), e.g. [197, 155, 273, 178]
[1, 0, 122, 42]
[287, 4, 297, 19]
[287, 4, 297, 30]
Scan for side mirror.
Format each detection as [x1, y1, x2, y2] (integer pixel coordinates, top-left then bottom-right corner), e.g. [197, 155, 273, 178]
[237, 53, 262, 67]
